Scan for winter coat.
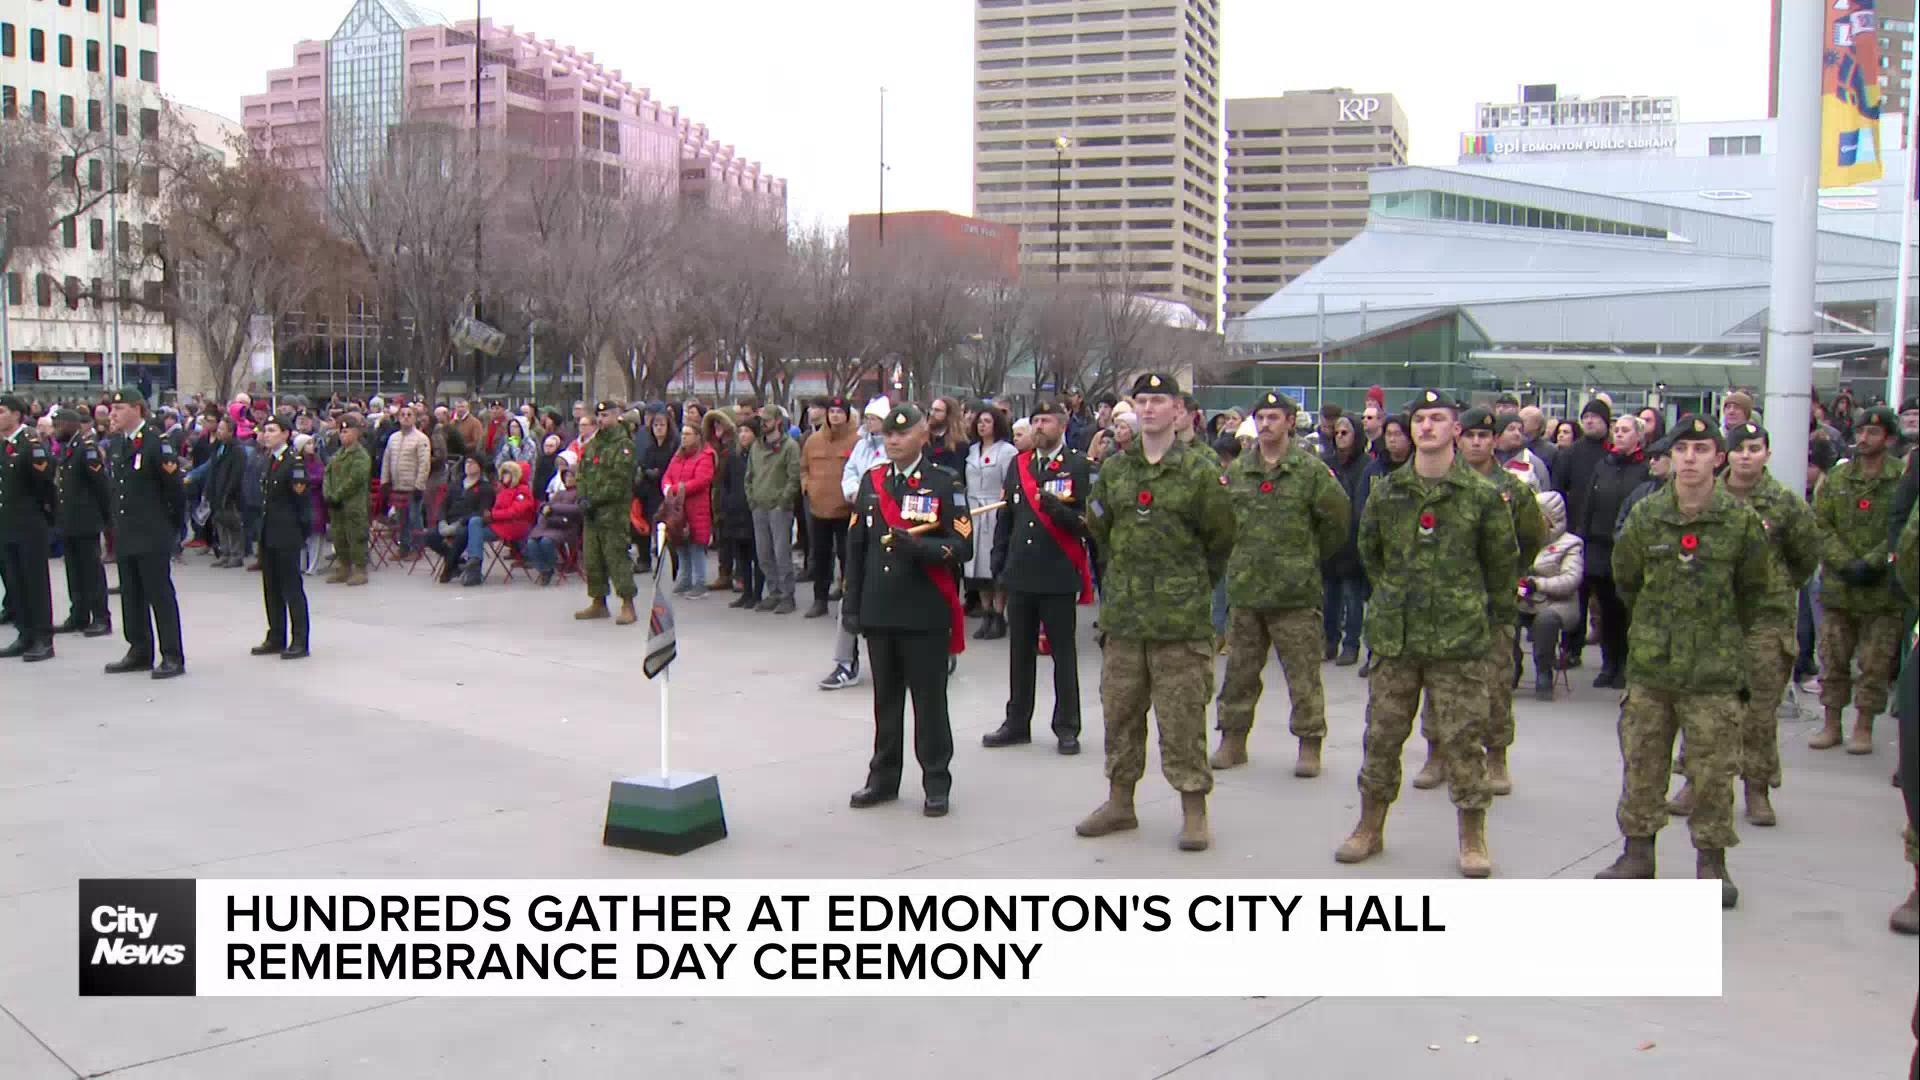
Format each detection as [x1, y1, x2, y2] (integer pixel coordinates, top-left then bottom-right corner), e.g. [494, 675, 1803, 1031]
[531, 450, 561, 506]
[661, 446, 717, 546]
[1521, 490, 1585, 624]
[802, 422, 858, 519]
[635, 441, 676, 521]
[1553, 433, 1610, 537]
[840, 431, 887, 502]
[380, 428, 432, 493]
[204, 440, 246, 515]
[715, 445, 756, 540]
[493, 422, 536, 470]
[238, 441, 269, 512]
[439, 478, 494, 533]
[529, 485, 583, 546]
[485, 479, 538, 544]
[747, 434, 801, 511]
[1580, 448, 1649, 578]
[1322, 444, 1372, 579]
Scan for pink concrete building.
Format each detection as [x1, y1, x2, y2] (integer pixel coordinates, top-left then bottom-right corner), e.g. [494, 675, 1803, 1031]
[239, 1, 785, 218]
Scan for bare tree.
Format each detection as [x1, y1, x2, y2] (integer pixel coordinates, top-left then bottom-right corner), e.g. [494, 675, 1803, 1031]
[680, 207, 790, 403]
[957, 278, 1034, 398]
[780, 224, 883, 398]
[878, 254, 972, 402]
[1085, 257, 1172, 399]
[1029, 283, 1100, 398]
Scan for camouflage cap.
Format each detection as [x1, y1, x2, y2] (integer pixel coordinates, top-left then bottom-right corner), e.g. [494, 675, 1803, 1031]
[1409, 388, 1455, 415]
[1250, 390, 1297, 415]
[1128, 372, 1181, 397]
[1669, 413, 1724, 450]
[109, 386, 146, 407]
[1725, 421, 1768, 448]
[1458, 407, 1496, 435]
[1856, 404, 1899, 434]
[882, 403, 925, 433]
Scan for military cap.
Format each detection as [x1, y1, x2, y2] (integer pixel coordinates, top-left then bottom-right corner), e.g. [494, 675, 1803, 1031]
[1725, 421, 1768, 448]
[1494, 392, 1521, 407]
[51, 405, 89, 425]
[1900, 399, 1918, 415]
[109, 386, 146, 407]
[1857, 404, 1899, 434]
[593, 399, 621, 414]
[1128, 372, 1181, 397]
[339, 411, 367, 430]
[1458, 407, 1496, 435]
[1646, 435, 1673, 458]
[1408, 388, 1455, 415]
[0, 394, 27, 416]
[882, 403, 924, 433]
[259, 414, 290, 433]
[1250, 390, 1298, 415]
[1669, 413, 1724, 450]
[1029, 400, 1068, 420]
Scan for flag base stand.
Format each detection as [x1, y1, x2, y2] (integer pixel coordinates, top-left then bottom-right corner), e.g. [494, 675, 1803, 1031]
[602, 772, 727, 855]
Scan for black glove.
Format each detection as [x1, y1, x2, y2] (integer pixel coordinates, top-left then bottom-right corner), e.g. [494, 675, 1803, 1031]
[888, 527, 937, 560]
[326, 498, 343, 512]
[842, 610, 860, 635]
[1842, 559, 1884, 587]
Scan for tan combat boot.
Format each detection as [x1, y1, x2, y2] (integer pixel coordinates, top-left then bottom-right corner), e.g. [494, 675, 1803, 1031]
[1410, 741, 1445, 789]
[1667, 780, 1696, 817]
[1485, 748, 1512, 796]
[1808, 708, 1844, 749]
[346, 563, 369, 587]
[1457, 808, 1491, 878]
[574, 598, 610, 621]
[1075, 781, 1139, 837]
[615, 598, 639, 625]
[1743, 781, 1776, 827]
[1892, 871, 1919, 935]
[1334, 795, 1389, 863]
[1177, 792, 1210, 852]
[1210, 731, 1249, 770]
[1844, 716, 1874, 755]
[1594, 836, 1655, 879]
[325, 561, 350, 585]
[1294, 736, 1322, 778]
[1698, 848, 1737, 909]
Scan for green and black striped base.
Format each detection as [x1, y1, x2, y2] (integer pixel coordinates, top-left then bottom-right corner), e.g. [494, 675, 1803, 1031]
[603, 773, 727, 855]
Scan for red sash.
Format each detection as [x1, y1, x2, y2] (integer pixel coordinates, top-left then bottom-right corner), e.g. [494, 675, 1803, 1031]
[869, 465, 966, 655]
[1017, 450, 1094, 604]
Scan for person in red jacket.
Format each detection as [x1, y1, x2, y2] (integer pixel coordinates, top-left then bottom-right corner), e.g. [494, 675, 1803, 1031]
[459, 460, 537, 587]
[661, 423, 716, 598]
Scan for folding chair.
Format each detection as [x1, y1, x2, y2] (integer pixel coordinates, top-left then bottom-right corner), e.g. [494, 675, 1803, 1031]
[1554, 642, 1575, 695]
[483, 540, 524, 584]
[366, 520, 400, 571]
[552, 540, 582, 584]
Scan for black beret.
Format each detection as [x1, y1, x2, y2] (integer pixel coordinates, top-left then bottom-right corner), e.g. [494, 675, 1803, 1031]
[1494, 393, 1521, 407]
[109, 387, 146, 407]
[594, 400, 621, 414]
[1726, 421, 1769, 448]
[1669, 413, 1724, 450]
[1646, 435, 1673, 458]
[882, 403, 925, 433]
[1857, 405, 1899, 434]
[1128, 372, 1181, 397]
[1409, 388, 1455, 414]
[51, 405, 89, 425]
[1900, 399, 1918, 415]
[259, 415, 290, 433]
[1250, 390, 1298, 415]
[1029, 401, 1068, 420]
[1458, 407, 1496, 435]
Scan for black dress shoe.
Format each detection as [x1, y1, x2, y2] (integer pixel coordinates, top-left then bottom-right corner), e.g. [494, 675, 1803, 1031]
[1057, 736, 1081, 755]
[922, 795, 950, 818]
[250, 642, 285, 656]
[22, 641, 54, 662]
[52, 618, 87, 635]
[982, 726, 1031, 748]
[150, 657, 186, 680]
[82, 621, 112, 638]
[279, 646, 310, 660]
[0, 637, 29, 659]
[848, 786, 898, 809]
[104, 652, 152, 674]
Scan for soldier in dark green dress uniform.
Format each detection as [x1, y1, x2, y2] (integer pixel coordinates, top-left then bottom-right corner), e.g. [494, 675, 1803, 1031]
[51, 406, 112, 638]
[0, 394, 59, 662]
[251, 416, 313, 660]
[843, 404, 974, 817]
[103, 388, 186, 679]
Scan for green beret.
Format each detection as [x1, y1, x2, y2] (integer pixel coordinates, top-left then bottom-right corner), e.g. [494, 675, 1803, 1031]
[1409, 388, 1454, 414]
[882, 403, 925, 433]
[1669, 414, 1724, 450]
[1129, 372, 1181, 397]
[1459, 408, 1496, 435]
[109, 386, 145, 407]
[1857, 405, 1899, 434]
[594, 400, 621, 415]
[1251, 391, 1297, 415]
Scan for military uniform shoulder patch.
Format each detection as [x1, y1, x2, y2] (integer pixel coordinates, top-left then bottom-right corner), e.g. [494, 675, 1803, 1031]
[953, 516, 973, 540]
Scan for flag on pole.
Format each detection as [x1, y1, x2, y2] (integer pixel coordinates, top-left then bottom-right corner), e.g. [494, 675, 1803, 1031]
[643, 573, 677, 679]
[1820, 0, 1885, 188]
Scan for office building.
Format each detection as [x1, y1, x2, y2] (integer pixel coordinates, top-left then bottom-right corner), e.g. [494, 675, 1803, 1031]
[971, 0, 1222, 326]
[847, 210, 1021, 280]
[1, 0, 167, 394]
[1223, 89, 1406, 322]
[1458, 85, 1679, 163]
[1771, 0, 1916, 138]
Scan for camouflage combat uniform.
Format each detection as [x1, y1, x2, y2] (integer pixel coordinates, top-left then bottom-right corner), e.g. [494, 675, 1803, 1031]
[323, 440, 372, 575]
[1898, 507, 1917, 870]
[576, 424, 638, 602]
[1215, 441, 1350, 742]
[1812, 453, 1907, 727]
[1086, 439, 1236, 794]
[1611, 484, 1770, 851]
[1356, 456, 1517, 810]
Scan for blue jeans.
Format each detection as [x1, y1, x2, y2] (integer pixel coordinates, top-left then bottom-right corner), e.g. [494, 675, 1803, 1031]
[1322, 574, 1365, 651]
[526, 537, 559, 573]
[464, 517, 497, 563]
[675, 543, 707, 592]
[395, 492, 425, 552]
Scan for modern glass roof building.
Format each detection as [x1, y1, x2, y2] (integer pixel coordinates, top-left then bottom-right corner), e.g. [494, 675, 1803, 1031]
[1218, 115, 1918, 418]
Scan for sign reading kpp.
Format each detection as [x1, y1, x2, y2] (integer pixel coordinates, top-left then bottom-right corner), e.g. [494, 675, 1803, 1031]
[1338, 97, 1381, 123]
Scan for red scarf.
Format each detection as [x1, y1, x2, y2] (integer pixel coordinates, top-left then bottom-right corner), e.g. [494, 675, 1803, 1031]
[1016, 450, 1093, 604]
[869, 464, 965, 655]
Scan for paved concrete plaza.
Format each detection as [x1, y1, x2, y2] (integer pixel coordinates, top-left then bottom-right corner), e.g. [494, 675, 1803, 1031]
[3, 551, 1915, 1078]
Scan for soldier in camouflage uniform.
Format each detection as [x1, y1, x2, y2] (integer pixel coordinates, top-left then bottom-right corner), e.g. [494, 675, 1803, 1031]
[1409, 407, 1546, 796]
[1076, 372, 1236, 852]
[1667, 422, 1819, 826]
[1336, 390, 1516, 878]
[322, 413, 373, 586]
[1212, 390, 1349, 779]
[574, 400, 639, 625]
[1595, 415, 1770, 908]
[1891, 504, 1916, 935]
[1809, 405, 1906, 754]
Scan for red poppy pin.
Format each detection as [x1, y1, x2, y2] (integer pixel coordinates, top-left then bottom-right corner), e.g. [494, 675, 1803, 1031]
[1136, 490, 1153, 508]
[1680, 533, 1699, 551]
[1258, 480, 1274, 494]
[1418, 512, 1436, 529]
[1858, 498, 1871, 511]
[1048, 459, 1062, 473]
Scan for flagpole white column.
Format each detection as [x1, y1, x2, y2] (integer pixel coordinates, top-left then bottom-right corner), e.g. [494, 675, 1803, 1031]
[658, 528, 670, 779]
[1887, 113, 1917, 406]
[1765, 0, 1821, 494]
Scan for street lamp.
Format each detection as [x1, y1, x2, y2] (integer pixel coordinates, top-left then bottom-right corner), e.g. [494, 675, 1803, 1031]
[1053, 135, 1072, 282]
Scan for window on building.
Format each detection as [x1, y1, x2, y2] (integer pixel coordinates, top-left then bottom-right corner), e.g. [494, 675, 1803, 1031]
[59, 95, 74, 127]
[65, 276, 82, 310]
[143, 280, 162, 309]
[138, 49, 156, 82]
[0, 24, 12, 58]
[1707, 134, 1763, 156]
[87, 98, 101, 132]
[114, 45, 126, 78]
[141, 222, 160, 255]
[30, 28, 44, 63]
[139, 0, 157, 24]
[90, 277, 102, 307]
[88, 0, 101, 11]
[4, 273, 19, 306]
[139, 107, 158, 140]
[86, 39, 100, 72]
[35, 273, 53, 307]
[61, 219, 77, 249]
[58, 33, 74, 67]
[90, 218, 104, 250]
[115, 104, 128, 136]
[30, 90, 46, 124]
[2, 86, 15, 120]
[88, 159, 102, 192]
[139, 164, 159, 197]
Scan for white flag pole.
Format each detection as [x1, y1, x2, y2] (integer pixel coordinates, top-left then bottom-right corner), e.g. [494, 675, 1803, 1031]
[1886, 111, 1917, 406]
[657, 527, 670, 779]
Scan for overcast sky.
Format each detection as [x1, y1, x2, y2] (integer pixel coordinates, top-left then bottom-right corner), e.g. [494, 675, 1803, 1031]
[164, 0, 1773, 228]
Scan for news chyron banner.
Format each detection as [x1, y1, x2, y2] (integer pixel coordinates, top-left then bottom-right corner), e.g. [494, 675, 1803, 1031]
[82, 878, 1723, 997]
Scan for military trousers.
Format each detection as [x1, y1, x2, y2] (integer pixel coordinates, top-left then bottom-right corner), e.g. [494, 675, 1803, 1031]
[1004, 590, 1081, 739]
[117, 551, 183, 663]
[260, 543, 310, 649]
[1679, 621, 1795, 787]
[61, 531, 110, 627]
[1617, 685, 1740, 850]
[1215, 606, 1325, 739]
[864, 628, 953, 798]
[1101, 637, 1213, 795]
[582, 520, 636, 601]
[0, 528, 54, 643]
[1817, 608, 1902, 718]
[1419, 624, 1517, 750]
[329, 511, 368, 567]
[1360, 656, 1491, 810]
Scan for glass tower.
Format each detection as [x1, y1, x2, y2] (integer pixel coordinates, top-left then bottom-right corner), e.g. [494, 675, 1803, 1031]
[325, 0, 441, 204]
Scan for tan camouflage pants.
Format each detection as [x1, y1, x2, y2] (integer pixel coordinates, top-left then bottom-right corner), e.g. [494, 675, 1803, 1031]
[1102, 637, 1214, 795]
[1818, 609, 1902, 717]
[1419, 625, 1516, 750]
[1674, 622, 1793, 787]
[1359, 656, 1491, 810]
[582, 520, 636, 601]
[1618, 686, 1740, 850]
[1215, 607, 1325, 739]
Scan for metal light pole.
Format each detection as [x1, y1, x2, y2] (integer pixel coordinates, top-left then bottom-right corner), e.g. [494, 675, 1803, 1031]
[1887, 112, 1917, 404]
[1763, 0, 1818, 494]
[472, 1, 484, 395]
[1054, 135, 1070, 281]
[877, 87, 886, 248]
[104, 3, 121, 390]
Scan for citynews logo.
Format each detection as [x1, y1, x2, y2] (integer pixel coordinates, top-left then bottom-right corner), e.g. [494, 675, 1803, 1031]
[79, 879, 197, 996]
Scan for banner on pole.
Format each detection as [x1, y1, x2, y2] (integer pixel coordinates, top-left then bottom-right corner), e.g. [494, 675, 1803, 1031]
[643, 574, 676, 680]
[1820, 0, 1885, 188]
